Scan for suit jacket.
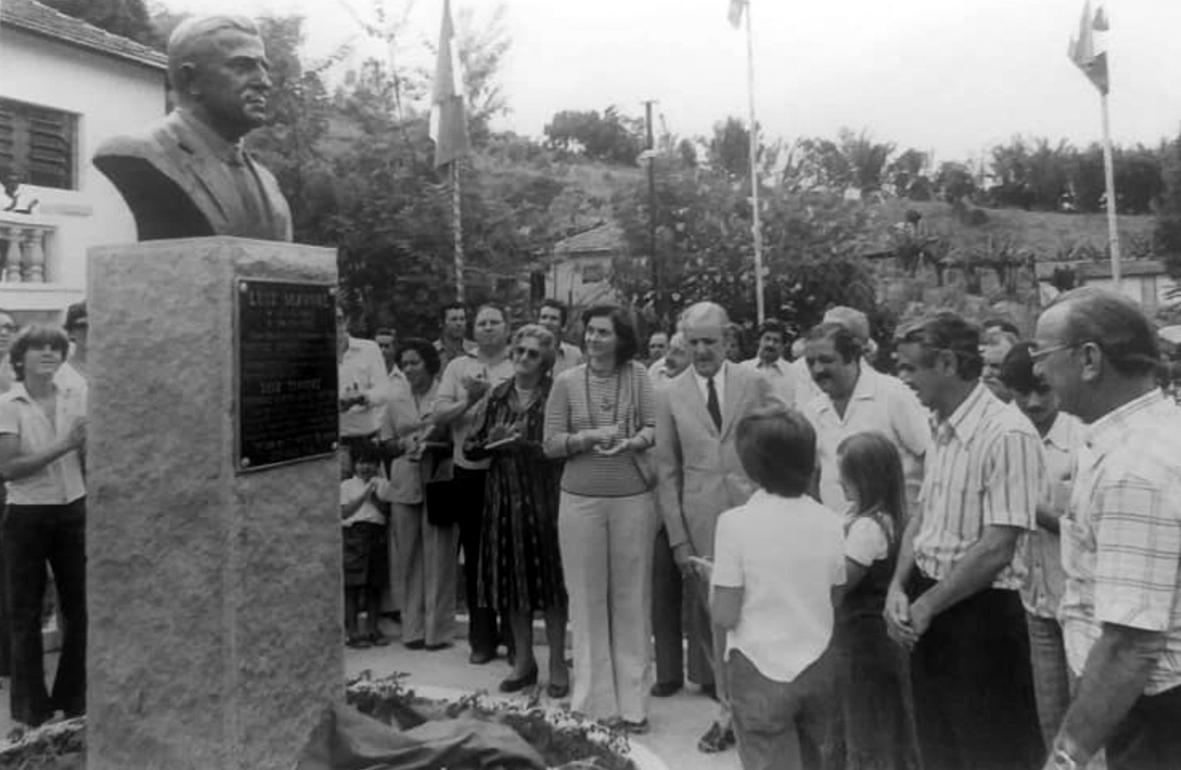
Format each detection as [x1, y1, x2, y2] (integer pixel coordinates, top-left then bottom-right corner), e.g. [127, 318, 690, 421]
[93, 110, 292, 242]
[654, 363, 778, 558]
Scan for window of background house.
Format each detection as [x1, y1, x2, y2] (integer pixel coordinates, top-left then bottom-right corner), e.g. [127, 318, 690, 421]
[0, 98, 77, 190]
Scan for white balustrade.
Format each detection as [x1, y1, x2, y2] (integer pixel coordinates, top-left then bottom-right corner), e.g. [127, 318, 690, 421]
[0, 215, 55, 284]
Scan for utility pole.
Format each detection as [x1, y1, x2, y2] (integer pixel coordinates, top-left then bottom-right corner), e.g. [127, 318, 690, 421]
[643, 99, 661, 322]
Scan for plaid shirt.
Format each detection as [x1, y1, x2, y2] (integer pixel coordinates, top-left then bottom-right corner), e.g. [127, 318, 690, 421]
[1060, 389, 1181, 694]
[1021, 411, 1083, 618]
[914, 384, 1041, 590]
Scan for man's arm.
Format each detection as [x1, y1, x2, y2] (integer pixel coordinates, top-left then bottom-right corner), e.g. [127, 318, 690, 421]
[652, 389, 687, 554]
[0, 421, 83, 481]
[908, 524, 1020, 634]
[1048, 623, 1165, 765]
[431, 359, 474, 427]
[885, 507, 923, 644]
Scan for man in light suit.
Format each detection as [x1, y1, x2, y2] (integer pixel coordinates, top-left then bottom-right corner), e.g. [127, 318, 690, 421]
[94, 15, 292, 242]
[654, 301, 779, 753]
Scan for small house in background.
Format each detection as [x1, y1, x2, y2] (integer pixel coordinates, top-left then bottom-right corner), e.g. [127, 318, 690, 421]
[0, 0, 167, 323]
[1035, 259, 1178, 313]
[546, 222, 624, 308]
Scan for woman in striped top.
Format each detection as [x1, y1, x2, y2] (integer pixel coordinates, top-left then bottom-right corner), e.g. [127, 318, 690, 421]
[544, 305, 658, 732]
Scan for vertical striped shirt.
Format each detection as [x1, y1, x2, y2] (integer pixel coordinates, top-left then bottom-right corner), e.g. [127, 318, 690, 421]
[1060, 389, 1181, 694]
[914, 384, 1041, 590]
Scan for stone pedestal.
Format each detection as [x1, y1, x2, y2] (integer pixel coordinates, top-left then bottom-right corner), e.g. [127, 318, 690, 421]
[86, 237, 343, 770]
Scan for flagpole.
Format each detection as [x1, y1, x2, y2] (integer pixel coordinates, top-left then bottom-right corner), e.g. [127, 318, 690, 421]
[451, 161, 465, 302]
[1099, 91, 1121, 286]
[744, 0, 765, 323]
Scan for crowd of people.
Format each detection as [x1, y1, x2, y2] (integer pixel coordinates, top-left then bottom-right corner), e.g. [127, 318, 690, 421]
[340, 288, 1181, 770]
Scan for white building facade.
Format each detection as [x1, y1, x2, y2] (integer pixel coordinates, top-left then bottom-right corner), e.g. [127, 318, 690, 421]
[0, 0, 166, 320]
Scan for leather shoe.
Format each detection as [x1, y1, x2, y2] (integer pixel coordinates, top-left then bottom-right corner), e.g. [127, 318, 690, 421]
[498, 663, 538, 693]
[424, 641, 452, 652]
[650, 681, 683, 697]
[621, 718, 650, 735]
[469, 649, 496, 665]
[404, 639, 426, 650]
[697, 721, 736, 753]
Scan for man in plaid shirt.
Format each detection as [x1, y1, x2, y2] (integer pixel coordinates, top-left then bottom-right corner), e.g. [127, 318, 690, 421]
[1034, 286, 1181, 770]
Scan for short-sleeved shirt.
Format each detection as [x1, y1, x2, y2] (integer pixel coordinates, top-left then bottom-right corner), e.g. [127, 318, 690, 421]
[712, 489, 846, 682]
[1021, 411, 1082, 619]
[802, 366, 931, 514]
[339, 337, 389, 438]
[913, 383, 1041, 590]
[1059, 389, 1181, 694]
[0, 382, 86, 505]
[845, 513, 892, 566]
[340, 475, 389, 527]
[432, 353, 514, 470]
[740, 357, 798, 407]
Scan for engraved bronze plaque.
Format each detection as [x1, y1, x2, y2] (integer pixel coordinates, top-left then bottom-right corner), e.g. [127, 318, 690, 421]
[235, 279, 337, 472]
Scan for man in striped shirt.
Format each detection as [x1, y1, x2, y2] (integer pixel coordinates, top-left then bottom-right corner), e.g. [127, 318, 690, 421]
[1033, 287, 1181, 770]
[887, 312, 1043, 770]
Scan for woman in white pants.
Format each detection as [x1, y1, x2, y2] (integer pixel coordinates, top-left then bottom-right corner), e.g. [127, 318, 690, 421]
[543, 305, 658, 733]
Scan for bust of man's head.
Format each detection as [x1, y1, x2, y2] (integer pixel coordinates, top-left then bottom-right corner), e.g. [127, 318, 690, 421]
[91, 14, 293, 242]
[167, 16, 272, 143]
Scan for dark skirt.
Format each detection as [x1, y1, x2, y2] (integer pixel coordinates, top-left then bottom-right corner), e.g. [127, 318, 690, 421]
[342, 522, 387, 589]
[828, 613, 922, 770]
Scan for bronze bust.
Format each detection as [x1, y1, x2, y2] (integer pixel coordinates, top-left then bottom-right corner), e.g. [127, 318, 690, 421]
[93, 15, 292, 242]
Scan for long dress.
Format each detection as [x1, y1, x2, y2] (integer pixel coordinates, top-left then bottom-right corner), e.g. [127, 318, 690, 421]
[465, 378, 566, 613]
[828, 510, 922, 770]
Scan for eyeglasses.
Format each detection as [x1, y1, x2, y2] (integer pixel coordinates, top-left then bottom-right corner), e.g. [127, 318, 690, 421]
[0, 324, 15, 333]
[1029, 341, 1082, 362]
[514, 346, 541, 360]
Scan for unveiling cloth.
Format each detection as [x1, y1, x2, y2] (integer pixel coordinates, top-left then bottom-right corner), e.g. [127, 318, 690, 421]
[296, 702, 544, 770]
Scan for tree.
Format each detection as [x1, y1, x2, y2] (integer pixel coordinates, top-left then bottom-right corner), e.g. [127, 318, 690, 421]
[1157, 131, 1181, 277]
[888, 148, 930, 199]
[934, 161, 976, 204]
[454, 3, 512, 147]
[707, 117, 750, 177]
[838, 128, 894, 196]
[543, 107, 644, 165]
[44, 0, 159, 47]
[611, 148, 879, 331]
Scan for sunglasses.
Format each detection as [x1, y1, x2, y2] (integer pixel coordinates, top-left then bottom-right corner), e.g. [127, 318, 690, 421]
[514, 346, 541, 360]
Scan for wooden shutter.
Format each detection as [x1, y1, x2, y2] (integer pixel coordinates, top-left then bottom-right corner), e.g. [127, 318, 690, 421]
[0, 98, 75, 191]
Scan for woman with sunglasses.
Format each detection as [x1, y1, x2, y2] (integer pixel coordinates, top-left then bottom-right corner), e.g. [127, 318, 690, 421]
[464, 324, 568, 696]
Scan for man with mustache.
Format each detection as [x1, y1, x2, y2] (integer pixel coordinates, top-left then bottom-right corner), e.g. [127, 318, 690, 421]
[94, 15, 292, 242]
[801, 322, 929, 515]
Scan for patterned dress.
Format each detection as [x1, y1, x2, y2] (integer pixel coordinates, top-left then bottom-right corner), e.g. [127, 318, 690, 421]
[828, 510, 921, 770]
[465, 378, 566, 613]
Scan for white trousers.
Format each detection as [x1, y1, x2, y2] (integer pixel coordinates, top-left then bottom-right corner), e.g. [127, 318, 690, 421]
[558, 490, 657, 722]
[391, 502, 458, 646]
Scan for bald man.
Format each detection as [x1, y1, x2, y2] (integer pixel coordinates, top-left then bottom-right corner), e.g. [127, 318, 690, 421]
[654, 302, 781, 753]
[94, 15, 292, 241]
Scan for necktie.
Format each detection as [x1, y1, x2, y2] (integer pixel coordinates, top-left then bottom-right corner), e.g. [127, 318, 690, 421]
[707, 376, 722, 431]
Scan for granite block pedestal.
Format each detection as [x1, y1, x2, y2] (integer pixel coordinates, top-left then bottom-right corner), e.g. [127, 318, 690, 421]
[86, 237, 342, 770]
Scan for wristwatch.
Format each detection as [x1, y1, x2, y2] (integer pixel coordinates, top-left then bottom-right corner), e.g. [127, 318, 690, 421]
[1050, 747, 1079, 770]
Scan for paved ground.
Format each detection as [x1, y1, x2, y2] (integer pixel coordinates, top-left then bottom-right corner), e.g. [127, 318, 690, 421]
[1, 620, 739, 769]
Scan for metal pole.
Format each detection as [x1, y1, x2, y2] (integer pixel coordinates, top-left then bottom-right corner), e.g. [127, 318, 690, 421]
[1099, 91, 1121, 287]
[452, 161, 465, 302]
[643, 100, 660, 321]
[744, 0, 765, 322]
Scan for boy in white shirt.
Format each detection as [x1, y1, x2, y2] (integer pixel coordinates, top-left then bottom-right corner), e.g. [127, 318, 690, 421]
[708, 408, 846, 770]
[340, 446, 391, 648]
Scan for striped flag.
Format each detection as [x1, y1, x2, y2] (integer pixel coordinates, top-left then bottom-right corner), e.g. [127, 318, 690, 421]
[429, 0, 470, 168]
[1068, 0, 1109, 94]
[728, 0, 745, 29]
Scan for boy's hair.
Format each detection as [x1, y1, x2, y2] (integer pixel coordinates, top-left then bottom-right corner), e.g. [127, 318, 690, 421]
[836, 431, 907, 538]
[998, 342, 1044, 395]
[352, 445, 382, 468]
[10, 324, 69, 381]
[735, 407, 815, 498]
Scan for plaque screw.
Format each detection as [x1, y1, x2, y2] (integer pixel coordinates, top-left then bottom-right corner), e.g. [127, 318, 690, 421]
[331, 442, 338, 451]
[241, 458, 251, 468]
[239, 282, 248, 292]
